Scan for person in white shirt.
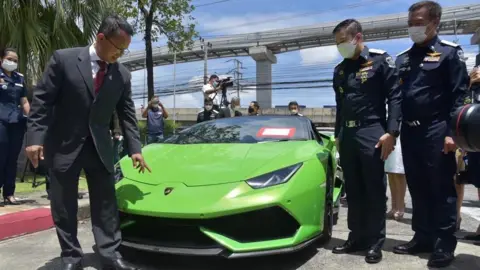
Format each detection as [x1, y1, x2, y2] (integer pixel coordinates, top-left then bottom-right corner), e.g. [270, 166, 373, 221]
[202, 75, 223, 110]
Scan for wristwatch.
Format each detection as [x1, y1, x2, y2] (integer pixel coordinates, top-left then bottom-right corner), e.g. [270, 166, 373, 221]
[389, 130, 400, 137]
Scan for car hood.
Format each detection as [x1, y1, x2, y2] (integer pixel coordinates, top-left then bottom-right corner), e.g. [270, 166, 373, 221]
[120, 141, 320, 187]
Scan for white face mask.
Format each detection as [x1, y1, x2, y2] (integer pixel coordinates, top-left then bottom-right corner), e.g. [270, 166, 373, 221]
[205, 105, 213, 111]
[1, 60, 17, 72]
[408, 26, 428, 44]
[337, 39, 357, 59]
[290, 109, 298, 114]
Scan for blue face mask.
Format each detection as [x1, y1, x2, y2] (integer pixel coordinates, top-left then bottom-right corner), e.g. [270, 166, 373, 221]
[213, 81, 218, 87]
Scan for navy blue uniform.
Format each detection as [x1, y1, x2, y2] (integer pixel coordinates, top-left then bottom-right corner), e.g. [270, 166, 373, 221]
[333, 46, 402, 246]
[0, 69, 28, 198]
[396, 37, 469, 252]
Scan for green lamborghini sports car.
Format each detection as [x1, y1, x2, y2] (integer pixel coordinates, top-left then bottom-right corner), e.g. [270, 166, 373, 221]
[115, 115, 343, 258]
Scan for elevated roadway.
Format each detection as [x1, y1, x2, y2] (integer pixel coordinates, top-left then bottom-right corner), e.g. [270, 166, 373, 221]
[121, 4, 480, 108]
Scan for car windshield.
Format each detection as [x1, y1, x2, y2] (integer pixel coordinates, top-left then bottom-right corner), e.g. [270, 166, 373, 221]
[164, 116, 313, 144]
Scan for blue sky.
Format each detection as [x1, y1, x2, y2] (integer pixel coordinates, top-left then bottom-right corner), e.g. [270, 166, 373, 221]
[127, 0, 479, 109]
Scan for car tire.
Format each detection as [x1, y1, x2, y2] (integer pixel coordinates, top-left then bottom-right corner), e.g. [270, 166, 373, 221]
[318, 161, 334, 245]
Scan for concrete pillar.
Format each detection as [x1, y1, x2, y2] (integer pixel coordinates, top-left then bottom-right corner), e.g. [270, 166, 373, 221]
[249, 46, 277, 109]
[471, 27, 480, 66]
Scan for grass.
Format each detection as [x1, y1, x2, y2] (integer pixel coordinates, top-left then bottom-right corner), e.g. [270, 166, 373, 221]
[14, 175, 88, 194]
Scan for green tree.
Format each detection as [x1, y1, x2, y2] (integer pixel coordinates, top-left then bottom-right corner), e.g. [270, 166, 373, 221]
[0, 0, 118, 87]
[123, 0, 198, 101]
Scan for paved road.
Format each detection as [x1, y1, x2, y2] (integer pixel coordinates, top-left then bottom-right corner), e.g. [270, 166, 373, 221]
[1, 186, 480, 270]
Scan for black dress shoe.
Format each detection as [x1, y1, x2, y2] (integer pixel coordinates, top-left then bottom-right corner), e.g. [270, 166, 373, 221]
[427, 250, 454, 268]
[393, 239, 434, 255]
[62, 262, 83, 270]
[103, 258, 140, 270]
[332, 240, 368, 254]
[365, 246, 382, 264]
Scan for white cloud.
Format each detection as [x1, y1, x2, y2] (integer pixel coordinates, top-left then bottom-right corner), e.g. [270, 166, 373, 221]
[299, 46, 341, 65]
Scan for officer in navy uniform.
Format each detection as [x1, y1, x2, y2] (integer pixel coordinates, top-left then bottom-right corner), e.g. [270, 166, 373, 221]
[331, 19, 402, 264]
[0, 48, 30, 206]
[197, 98, 219, 123]
[392, 2, 470, 268]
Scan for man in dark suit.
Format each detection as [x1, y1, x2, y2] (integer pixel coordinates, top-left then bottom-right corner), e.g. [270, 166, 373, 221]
[218, 97, 242, 118]
[25, 15, 150, 270]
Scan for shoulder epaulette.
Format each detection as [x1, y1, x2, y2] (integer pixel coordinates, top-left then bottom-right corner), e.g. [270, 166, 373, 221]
[213, 110, 219, 113]
[440, 40, 460, 48]
[396, 48, 410, 57]
[15, 72, 24, 77]
[369, 48, 386, 54]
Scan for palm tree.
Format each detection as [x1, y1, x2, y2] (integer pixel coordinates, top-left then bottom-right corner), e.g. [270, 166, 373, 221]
[0, 0, 117, 87]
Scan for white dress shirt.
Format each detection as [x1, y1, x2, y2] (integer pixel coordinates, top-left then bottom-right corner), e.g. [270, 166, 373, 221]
[89, 45, 106, 80]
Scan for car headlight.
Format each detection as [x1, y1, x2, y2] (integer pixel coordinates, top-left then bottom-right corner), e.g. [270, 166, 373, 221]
[114, 163, 124, 183]
[246, 163, 303, 189]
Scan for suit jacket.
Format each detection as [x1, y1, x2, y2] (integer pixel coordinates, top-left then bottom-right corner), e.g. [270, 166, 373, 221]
[110, 111, 122, 136]
[26, 46, 142, 173]
[218, 107, 242, 118]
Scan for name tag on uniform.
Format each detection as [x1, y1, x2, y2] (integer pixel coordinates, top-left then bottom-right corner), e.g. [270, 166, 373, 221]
[359, 66, 373, 72]
[15, 83, 23, 87]
[423, 56, 440, 62]
[424, 52, 441, 62]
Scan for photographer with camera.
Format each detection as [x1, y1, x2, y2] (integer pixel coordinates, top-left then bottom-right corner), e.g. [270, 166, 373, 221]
[202, 75, 223, 111]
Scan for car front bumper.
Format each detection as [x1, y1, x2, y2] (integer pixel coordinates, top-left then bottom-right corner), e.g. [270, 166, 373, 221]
[116, 169, 330, 257]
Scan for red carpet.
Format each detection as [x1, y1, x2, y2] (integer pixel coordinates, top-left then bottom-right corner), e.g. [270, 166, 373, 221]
[0, 208, 54, 241]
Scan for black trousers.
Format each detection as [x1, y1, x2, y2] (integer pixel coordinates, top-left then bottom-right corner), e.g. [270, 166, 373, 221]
[339, 122, 387, 247]
[49, 138, 121, 264]
[401, 120, 457, 252]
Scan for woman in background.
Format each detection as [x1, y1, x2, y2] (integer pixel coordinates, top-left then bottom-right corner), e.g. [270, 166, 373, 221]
[454, 148, 465, 231]
[0, 48, 30, 206]
[385, 134, 407, 221]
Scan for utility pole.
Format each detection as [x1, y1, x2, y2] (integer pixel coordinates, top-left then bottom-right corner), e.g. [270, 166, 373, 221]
[200, 38, 212, 85]
[227, 59, 244, 98]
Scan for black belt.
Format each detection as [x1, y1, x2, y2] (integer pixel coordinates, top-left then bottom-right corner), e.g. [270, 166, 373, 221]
[403, 118, 444, 127]
[344, 119, 383, 128]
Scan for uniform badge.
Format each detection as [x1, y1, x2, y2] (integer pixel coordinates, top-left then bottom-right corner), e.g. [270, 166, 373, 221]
[339, 86, 344, 93]
[361, 61, 373, 67]
[399, 78, 404, 85]
[1, 84, 6, 90]
[386, 56, 396, 68]
[427, 52, 442, 57]
[339, 70, 344, 76]
[360, 72, 368, 84]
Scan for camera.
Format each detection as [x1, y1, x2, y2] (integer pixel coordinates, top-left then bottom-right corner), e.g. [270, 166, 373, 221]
[218, 77, 234, 88]
[451, 103, 480, 152]
[217, 77, 234, 108]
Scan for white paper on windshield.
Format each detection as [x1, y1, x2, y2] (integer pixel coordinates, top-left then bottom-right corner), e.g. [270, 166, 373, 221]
[257, 127, 296, 138]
